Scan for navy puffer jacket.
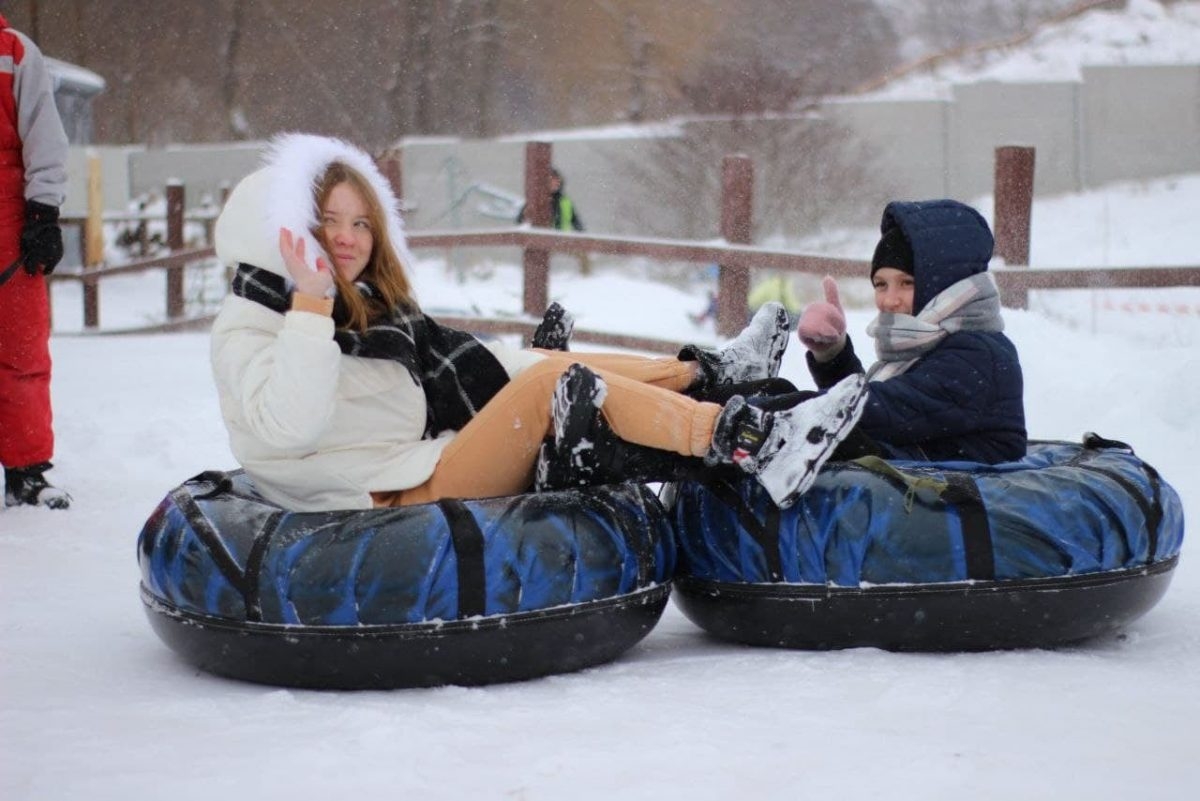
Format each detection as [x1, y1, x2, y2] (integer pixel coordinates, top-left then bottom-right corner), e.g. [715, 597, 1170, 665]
[808, 200, 1027, 463]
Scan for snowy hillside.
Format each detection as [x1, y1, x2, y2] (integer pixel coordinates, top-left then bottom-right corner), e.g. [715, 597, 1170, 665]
[867, 0, 1200, 98]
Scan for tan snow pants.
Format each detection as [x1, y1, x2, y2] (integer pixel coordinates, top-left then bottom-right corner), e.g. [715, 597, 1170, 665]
[374, 350, 721, 506]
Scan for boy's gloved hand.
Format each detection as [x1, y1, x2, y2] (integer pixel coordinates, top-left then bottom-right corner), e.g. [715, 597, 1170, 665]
[796, 275, 846, 361]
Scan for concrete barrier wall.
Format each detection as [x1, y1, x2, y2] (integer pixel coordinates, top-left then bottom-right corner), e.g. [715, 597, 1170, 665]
[128, 143, 266, 208]
[1082, 64, 1200, 185]
[825, 98, 950, 200]
[62, 145, 135, 217]
[65, 64, 1200, 243]
[548, 136, 684, 236]
[402, 133, 693, 239]
[401, 138, 525, 230]
[949, 80, 1082, 197]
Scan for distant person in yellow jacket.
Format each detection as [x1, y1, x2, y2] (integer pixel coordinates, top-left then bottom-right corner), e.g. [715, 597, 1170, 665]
[693, 272, 802, 329]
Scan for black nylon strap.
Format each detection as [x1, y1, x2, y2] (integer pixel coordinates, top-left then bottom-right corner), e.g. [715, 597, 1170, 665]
[701, 478, 783, 581]
[1139, 461, 1165, 562]
[942, 472, 995, 581]
[241, 511, 285, 622]
[188, 470, 236, 500]
[0, 258, 21, 286]
[437, 500, 487, 618]
[1074, 462, 1162, 564]
[588, 488, 654, 586]
[170, 486, 253, 599]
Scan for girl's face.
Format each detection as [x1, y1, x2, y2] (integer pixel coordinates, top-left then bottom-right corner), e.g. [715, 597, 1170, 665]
[872, 267, 915, 315]
[320, 182, 374, 282]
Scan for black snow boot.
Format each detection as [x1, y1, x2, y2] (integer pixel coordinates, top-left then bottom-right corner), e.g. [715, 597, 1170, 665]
[588, 415, 706, 486]
[689, 376, 799, 405]
[531, 302, 575, 351]
[534, 363, 607, 491]
[4, 461, 71, 510]
[535, 374, 704, 491]
[708, 374, 869, 508]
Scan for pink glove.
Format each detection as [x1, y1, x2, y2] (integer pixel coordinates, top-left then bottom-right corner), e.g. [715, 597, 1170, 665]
[797, 275, 846, 358]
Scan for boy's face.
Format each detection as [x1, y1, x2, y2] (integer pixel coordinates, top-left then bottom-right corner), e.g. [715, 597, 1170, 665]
[872, 267, 915, 315]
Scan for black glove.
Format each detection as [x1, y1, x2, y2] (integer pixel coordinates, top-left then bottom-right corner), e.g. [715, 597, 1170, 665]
[20, 200, 64, 276]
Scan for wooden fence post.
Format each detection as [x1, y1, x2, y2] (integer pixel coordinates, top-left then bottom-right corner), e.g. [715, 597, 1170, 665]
[717, 154, 753, 338]
[166, 181, 185, 319]
[994, 145, 1036, 309]
[80, 152, 105, 329]
[522, 141, 552, 317]
[378, 148, 404, 209]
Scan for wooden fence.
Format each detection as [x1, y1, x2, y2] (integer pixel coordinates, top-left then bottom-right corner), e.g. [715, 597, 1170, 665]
[49, 143, 1200, 349]
[53, 181, 216, 332]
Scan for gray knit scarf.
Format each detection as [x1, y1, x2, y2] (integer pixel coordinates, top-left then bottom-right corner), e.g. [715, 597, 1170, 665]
[866, 272, 1003, 382]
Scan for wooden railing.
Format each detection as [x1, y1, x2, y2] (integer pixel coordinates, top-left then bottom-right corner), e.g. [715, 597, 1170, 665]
[409, 226, 1200, 301]
[50, 181, 218, 331]
[48, 144, 1200, 348]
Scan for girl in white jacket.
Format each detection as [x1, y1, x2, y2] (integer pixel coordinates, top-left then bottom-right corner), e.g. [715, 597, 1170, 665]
[211, 134, 866, 512]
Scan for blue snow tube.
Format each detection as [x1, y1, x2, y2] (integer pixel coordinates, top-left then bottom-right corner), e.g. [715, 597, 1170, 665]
[138, 471, 675, 688]
[670, 435, 1184, 650]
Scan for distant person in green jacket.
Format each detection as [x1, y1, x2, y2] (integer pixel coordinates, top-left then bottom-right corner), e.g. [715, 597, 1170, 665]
[516, 167, 584, 232]
[517, 166, 589, 273]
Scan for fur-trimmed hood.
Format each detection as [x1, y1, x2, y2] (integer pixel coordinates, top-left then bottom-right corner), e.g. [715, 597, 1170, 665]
[215, 133, 414, 284]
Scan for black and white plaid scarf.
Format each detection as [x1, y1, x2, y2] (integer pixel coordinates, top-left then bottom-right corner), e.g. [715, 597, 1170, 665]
[231, 263, 510, 436]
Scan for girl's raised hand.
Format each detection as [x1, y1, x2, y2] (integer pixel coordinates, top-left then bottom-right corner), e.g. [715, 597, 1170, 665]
[279, 227, 334, 298]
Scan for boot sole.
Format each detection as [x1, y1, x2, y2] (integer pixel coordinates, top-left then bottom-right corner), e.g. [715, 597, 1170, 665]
[536, 365, 607, 491]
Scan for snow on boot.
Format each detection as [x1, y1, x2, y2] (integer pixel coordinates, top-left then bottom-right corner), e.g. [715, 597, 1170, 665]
[4, 462, 71, 510]
[709, 374, 869, 508]
[680, 301, 789, 388]
[531, 302, 575, 351]
[534, 363, 608, 491]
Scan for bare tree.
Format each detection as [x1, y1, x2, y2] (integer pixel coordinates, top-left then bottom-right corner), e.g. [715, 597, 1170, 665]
[221, 0, 247, 140]
[13, 0, 1086, 147]
[607, 0, 898, 243]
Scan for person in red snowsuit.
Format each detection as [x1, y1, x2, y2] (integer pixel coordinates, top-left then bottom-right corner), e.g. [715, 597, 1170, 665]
[0, 14, 70, 509]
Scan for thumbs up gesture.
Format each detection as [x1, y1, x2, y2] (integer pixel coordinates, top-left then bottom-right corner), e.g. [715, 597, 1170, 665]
[796, 275, 847, 361]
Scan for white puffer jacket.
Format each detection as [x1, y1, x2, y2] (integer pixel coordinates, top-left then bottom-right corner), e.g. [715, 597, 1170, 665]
[210, 134, 542, 511]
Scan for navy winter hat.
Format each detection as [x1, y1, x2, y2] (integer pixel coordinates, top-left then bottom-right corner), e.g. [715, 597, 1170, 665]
[871, 225, 913, 278]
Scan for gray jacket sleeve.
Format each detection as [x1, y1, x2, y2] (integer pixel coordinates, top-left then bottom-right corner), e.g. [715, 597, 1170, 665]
[12, 29, 68, 207]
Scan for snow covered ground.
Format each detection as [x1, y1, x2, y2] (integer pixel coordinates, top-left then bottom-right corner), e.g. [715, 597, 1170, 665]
[2, 165, 1198, 799]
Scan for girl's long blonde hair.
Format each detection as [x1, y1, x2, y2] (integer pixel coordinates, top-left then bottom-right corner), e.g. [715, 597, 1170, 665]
[312, 162, 415, 331]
